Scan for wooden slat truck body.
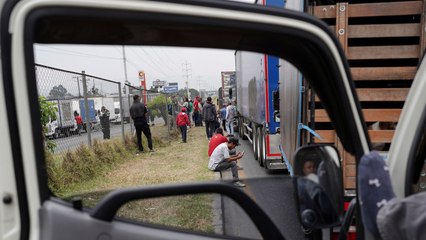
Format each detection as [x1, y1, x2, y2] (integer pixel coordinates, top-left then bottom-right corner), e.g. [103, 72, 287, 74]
[306, 0, 426, 193]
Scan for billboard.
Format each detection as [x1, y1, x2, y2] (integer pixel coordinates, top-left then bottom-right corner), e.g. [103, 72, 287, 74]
[163, 86, 178, 93]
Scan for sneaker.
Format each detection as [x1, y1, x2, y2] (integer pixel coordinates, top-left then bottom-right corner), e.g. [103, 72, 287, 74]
[233, 181, 246, 187]
[237, 166, 244, 170]
[149, 149, 155, 152]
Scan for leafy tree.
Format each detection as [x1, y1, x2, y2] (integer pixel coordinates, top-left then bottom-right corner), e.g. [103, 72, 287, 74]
[177, 88, 200, 100]
[48, 84, 72, 99]
[147, 94, 170, 125]
[39, 96, 58, 153]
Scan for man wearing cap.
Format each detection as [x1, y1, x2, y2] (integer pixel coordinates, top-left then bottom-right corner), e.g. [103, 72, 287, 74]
[208, 137, 246, 187]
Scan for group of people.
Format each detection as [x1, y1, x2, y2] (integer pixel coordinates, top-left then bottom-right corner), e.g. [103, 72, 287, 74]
[73, 106, 111, 139]
[175, 96, 237, 144]
[202, 96, 236, 140]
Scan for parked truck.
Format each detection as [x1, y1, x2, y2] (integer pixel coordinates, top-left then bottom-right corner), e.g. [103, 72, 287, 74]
[236, 50, 284, 169]
[45, 99, 78, 138]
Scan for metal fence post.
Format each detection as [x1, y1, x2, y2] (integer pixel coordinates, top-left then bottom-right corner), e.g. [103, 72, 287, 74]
[82, 71, 92, 147]
[165, 93, 170, 143]
[118, 82, 125, 142]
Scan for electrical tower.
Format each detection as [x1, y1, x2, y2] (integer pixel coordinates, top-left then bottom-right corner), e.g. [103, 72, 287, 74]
[182, 61, 192, 98]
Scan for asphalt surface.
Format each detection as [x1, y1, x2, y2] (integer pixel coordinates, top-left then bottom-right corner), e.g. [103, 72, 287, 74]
[221, 133, 305, 240]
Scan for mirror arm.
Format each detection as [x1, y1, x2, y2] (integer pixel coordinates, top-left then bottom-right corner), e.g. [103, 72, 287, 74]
[338, 198, 356, 240]
[91, 182, 285, 240]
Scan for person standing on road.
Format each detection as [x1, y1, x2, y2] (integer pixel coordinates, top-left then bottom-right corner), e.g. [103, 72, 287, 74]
[202, 96, 217, 140]
[219, 105, 227, 131]
[226, 102, 236, 137]
[208, 137, 245, 187]
[130, 95, 154, 152]
[99, 106, 110, 139]
[74, 111, 83, 136]
[176, 107, 190, 143]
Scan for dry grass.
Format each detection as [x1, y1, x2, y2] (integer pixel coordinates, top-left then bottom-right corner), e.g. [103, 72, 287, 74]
[61, 126, 217, 233]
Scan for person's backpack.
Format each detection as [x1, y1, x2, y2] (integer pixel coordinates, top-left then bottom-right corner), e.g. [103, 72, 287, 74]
[188, 102, 193, 112]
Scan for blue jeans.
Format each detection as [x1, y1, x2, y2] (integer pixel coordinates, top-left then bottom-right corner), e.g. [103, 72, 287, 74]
[226, 119, 234, 135]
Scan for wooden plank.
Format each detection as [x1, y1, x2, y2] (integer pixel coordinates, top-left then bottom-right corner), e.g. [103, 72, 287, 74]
[347, 45, 419, 60]
[312, 5, 338, 19]
[369, 130, 394, 143]
[315, 130, 335, 143]
[351, 67, 417, 80]
[345, 164, 356, 177]
[348, 24, 420, 38]
[348, 1, 423, 18]
[313, 1, 422, 19]
[313, 109, 402, 122]
[314, 130, 394, 143]
[421, 0, 426, 55]
[336, 3, 348, 54]
[315, 88, 409, 102]
[356, 88, 409, 101]
[345, 176, 356, 189]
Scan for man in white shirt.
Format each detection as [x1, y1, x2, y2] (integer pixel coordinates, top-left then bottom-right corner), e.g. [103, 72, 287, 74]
[208, 137, 245, 187]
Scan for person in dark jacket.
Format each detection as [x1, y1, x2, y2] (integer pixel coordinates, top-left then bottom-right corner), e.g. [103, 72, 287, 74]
[99, 106, 110, 139]
[130, 95, 153, 152]
[176, 107, 190, 143]
[202, 96, 217, 139]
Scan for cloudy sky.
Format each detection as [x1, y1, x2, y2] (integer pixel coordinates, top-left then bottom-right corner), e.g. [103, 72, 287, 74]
[34, 0, 256, 92]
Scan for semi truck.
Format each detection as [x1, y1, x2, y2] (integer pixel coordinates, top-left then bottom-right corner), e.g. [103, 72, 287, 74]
[236, 50, 284, 169]
[236, 0, 303, 170]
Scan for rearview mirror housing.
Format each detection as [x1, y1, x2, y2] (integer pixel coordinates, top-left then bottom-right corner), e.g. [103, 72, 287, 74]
[293, 145, 344, 229]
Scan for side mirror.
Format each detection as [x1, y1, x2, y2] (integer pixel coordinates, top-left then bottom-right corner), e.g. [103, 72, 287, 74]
[293, 145, 344, 229]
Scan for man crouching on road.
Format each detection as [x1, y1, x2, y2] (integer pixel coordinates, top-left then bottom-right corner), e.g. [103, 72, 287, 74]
[208, 137, 245, 187]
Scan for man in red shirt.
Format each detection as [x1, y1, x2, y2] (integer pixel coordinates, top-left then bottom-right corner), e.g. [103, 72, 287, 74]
[208, 128, 243, 170]
[208, 128, 228, 157]
[74, 112, 83, 136]
[176, 107, 190, 143]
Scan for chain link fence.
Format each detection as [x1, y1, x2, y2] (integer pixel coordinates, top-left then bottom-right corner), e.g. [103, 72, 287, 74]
[36, 64, 176, 154]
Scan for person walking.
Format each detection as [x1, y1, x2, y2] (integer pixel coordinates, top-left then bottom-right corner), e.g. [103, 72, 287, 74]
[193, 96, 202, 126]
[208, 137, 245, 187]
[74, 111, 83, 136]
[219, 105, 227, 131]
[226, 102, 236, 136]
[130, 95, 154, 152]
[202, 96, 217, 140]
[176, 107, 190, 143]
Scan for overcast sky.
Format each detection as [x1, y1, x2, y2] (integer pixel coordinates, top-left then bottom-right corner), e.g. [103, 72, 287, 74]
[35, 45, 235, 92]
[34, 0, 256, 92]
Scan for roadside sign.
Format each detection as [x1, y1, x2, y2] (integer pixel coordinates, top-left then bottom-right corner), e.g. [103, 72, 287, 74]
[163, 86, 178, 93]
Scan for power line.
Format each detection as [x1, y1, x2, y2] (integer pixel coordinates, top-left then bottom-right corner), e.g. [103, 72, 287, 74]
[37, 46, 122, 60]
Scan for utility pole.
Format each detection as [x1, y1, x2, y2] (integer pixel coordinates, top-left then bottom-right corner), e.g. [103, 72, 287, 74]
[182, 61, 192, 98]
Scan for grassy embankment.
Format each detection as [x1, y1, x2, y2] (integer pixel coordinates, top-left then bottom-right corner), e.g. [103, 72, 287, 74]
[46, 125, 216, 233]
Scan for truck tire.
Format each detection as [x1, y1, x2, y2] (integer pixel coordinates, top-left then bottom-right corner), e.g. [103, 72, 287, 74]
[253, 126, 258, 160]
[258, 127, 264, 167]
[53, 130, 59, 139]
[64, 128, 71, 137]
[240, 118, 247, 140]
[260, 127, 267, 168]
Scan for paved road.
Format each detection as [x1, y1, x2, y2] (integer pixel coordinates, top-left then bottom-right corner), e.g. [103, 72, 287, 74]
[53, 117, 165, 153]
[221, 133, 305, 240]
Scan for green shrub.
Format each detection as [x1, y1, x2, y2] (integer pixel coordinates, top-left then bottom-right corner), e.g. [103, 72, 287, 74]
[62, 145, 96, 183]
